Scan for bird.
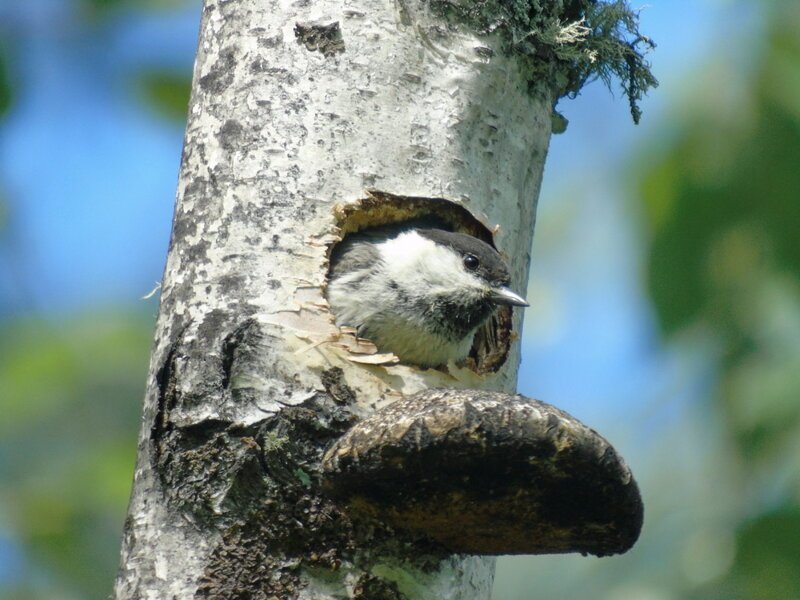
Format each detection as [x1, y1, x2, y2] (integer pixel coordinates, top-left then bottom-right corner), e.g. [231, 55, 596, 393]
[327, 225, 528, 367]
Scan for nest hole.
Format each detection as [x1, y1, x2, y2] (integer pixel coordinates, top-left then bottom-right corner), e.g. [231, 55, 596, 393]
[327, 190, 513, 374]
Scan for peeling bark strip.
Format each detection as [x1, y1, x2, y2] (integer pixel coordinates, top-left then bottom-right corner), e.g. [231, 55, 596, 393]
[115, 0, 651, 598]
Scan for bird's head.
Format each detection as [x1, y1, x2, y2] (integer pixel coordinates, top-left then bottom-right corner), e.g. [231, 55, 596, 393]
[377, 228, 528, 339]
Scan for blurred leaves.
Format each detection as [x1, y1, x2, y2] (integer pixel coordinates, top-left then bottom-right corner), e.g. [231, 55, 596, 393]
[0, 314, 152, 599]
[135, 70, 192, 121]
[0, 46, 11, 118]
[0, 1, 184, 596]
[641, 4, 800, 338]
[639, 2, 800, 597]
[640, 1, 800, 461]
[732, 508, 800, 599]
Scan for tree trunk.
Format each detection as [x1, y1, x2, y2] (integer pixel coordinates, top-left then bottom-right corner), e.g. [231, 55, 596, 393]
[113, 1, 652, 598]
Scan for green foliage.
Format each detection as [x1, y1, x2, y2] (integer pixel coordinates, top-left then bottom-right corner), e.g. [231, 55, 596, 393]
[0, 313, 153, 599]
[641, 2, 800, 338]
[429, 0, 658, 122]
[135, 70, 192, 121]
[639, 2, 800, 596]
[642, 109, 800, 337]
[0, 45, 12, 118]
[732, 509, 800, 598]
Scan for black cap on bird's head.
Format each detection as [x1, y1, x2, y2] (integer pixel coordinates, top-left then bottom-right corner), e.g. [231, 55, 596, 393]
[417, 229, 529, 307]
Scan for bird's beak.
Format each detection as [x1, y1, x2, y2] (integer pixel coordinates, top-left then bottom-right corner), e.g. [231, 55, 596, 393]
[490, 286, 529, 307]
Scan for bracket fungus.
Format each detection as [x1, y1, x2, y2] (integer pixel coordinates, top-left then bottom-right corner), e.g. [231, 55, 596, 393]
[322, 389, 643, 557]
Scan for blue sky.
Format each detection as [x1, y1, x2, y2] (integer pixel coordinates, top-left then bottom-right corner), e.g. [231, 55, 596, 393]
[0, 0, 196, 314]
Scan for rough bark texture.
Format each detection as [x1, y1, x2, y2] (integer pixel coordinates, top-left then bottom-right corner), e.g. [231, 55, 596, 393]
[110, 0, 620, 598]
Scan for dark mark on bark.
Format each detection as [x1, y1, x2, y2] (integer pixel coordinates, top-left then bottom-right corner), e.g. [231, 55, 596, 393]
[474, 45, 494, 59]
[217, 273, 248, 298]
[220, 318, 263, 394]
[321, 367, 356, 405]
[151, 340, 181, 466]
[220, 332, 237, 392]
[196, 524, 302, 599]
[249, 56, 269, 74]
[180, 238, 211, 272]
[200, 46, 237, 94]
[294, 22, 345, 57]
[218, 119, 244, 149]
[258, 33, 283, 49]
[195, 396, 362, 598]
[178, 419, 232, 448]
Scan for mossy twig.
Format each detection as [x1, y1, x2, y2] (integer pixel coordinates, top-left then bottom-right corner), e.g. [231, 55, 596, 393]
[429, 0, 658, 123]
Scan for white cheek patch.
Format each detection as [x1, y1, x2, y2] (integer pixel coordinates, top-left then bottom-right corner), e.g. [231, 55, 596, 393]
[379, 231, 485, 295]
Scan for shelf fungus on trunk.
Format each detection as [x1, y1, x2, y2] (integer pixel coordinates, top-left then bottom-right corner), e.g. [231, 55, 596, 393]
[321, 389, 643, 557]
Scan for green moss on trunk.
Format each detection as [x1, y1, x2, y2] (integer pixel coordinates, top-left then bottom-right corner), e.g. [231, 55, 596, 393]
[428, 0, 658, 123]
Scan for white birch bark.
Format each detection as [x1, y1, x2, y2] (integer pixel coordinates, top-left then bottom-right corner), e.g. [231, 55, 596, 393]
[114, 0, 554, 598]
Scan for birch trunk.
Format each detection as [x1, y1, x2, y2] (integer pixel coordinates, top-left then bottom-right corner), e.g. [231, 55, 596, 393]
[115, 0, 556, 598]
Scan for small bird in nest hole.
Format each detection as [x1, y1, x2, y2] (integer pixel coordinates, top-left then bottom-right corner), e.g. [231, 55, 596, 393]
[327, 226, 528, 368]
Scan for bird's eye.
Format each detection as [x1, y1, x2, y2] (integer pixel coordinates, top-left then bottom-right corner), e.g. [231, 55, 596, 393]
[463, 254, 480, 270]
